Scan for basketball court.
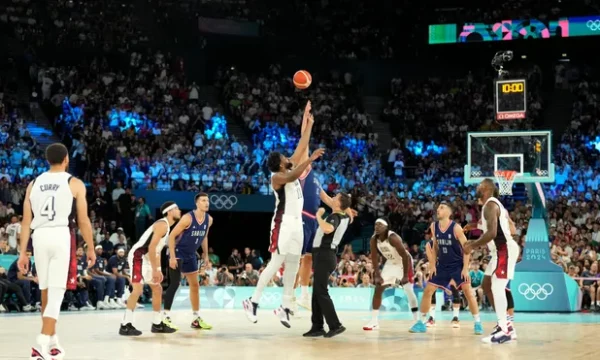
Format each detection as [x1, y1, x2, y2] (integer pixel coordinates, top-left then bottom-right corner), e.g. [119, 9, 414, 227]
[1, 309, 597, 360]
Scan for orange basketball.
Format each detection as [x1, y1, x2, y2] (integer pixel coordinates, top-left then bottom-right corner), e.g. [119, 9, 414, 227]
[293, 70, 312, 90]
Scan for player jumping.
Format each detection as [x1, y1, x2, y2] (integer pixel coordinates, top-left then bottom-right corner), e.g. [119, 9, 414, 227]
[410, 201, 483, 335]
[163, 192, 213, 330]
[363, 218, 418, 330]
[465, 179, 520, 344]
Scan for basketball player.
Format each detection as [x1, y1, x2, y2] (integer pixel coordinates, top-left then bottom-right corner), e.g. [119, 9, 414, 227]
[119, 201, 181, 336]
[243, 112, 325, 327]
[163, 192, 213, 330]
[295, 101, 356, 310]
[409, 202, 483, 335]
[17, 143, 96, 360]
[423, 238, 437, 327]
[6, 215, 21, 251]
[464, 179, 520, 344]
[363, 218, 418, 330]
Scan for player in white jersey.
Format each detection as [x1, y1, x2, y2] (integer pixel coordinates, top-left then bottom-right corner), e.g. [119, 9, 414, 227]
[119, 201, 181, 336]
[18, 143, 95, 360]
[363, 218, 418, 330]
[6, 215, 21, 250]
[243, 111, 325, 328]
[465, 179, 520, 344]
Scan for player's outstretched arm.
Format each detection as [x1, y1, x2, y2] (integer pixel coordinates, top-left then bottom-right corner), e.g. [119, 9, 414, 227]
[298, 101, 312, 163]
[466, 202, 499, 252]
[272, 148, 325, 185]
[17, 182, 34, 273]
[290, 101, 314, 165]
[168, 213, 192, 269]
[72, 178, 96, 268]
[389, 234, 410, 282]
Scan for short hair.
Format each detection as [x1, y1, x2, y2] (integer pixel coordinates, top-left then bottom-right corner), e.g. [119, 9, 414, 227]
[195, 192, 209, 202]
[339, 193, 352, 211]
[439, 201, 453, 211]
[482, 178, 499, 197]
[45, 143, 69, 165]
[267, 152, 282, 173]
[160, 201, 177, 214]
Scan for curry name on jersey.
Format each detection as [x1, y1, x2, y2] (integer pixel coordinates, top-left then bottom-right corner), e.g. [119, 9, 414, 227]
[30, 172, 76, 230]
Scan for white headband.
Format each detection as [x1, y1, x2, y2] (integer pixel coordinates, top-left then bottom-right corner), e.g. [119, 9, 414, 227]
[162, 203, 178, 215]
[375, 218, 388, 227]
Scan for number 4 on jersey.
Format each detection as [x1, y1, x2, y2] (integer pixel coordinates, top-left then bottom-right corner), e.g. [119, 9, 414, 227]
[41, 196, 56, 221]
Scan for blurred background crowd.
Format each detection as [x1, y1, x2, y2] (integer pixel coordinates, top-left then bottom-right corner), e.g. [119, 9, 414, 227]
[0, 0, 598, 314]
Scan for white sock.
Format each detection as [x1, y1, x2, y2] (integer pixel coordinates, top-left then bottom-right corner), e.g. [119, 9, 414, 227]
[49, 335, 58, 347]
[474, 314, 481, 322]
[371, 309, 379, 322]
[163, 310, 170, 318]
[104, 295, 110, 303]
[36, 334, 50, 352]
[429, 308, 436, 319]
[122, 309, 134, 325]
[193, 311, 199, 317]
[420, 312, 428, 322]
[452, 306, 459, 318]
[301, 286, 309, 298]
[152, 311, 163, 325]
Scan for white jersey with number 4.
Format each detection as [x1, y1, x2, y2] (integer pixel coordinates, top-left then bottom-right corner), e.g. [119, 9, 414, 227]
[30, 172, 75, 230]
[477, 197, 515, 253]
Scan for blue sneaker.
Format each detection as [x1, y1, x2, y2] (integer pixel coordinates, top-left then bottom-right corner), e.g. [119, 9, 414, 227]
[409, 320, 427, 333]
[474, 321, 484, 335]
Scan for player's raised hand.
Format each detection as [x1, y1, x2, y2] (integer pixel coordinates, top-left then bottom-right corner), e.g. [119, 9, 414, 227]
[309, 148, 325, 162]
[86, 247, 97, 269]
[304, 100, 312, 118]
[17, 254, 29, 274]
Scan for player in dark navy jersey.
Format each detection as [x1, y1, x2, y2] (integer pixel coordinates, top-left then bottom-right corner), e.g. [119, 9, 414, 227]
[106, 248, 129, 308]
[410, 202, 483, 335]
[294, 101, 357, 311]
[164, 193, 213, 330]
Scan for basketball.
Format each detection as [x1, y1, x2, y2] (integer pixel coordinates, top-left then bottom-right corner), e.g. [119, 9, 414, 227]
[293, 70, 312, 90]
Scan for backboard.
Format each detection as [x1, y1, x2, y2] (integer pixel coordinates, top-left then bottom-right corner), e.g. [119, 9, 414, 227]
[464, 130, 554, 184]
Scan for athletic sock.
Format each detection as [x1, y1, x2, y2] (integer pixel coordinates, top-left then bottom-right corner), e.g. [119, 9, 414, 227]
[163, 310, 170, 318]
[371, 309, 379, 322]
[193, 311, 199, 318]
[152, 311, 162, 325]
[452, 306, 460, 318]
[429, 308, 436, 319]
[122, 309, 134, 325]
[301, 286, 309, 298]
[474, 314, 481, 322]
[411, 308, 418, 321]
[420, 313, 428, 322]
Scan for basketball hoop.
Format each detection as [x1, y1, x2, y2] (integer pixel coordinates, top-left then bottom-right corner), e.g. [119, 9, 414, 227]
[494, 170, 518, 196]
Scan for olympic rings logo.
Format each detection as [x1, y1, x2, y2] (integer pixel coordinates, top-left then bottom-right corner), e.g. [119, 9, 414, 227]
[587, 20, 600, 31]
[210, 195, 238, 210]
[518, 283, 554, 301]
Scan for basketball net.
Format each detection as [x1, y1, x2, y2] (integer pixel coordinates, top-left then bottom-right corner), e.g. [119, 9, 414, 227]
[494, 170, 517, 196]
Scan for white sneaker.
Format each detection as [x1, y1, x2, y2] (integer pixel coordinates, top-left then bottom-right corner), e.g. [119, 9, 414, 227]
[50, 337, 65, 360]
[0, 304, 7, 313]
[108, 299, 120, 309]
[297, 294, 311, 311]
[362, 320, 379, 331]
[35, 302, 42, 311]
[96, 301, 109, 310]
[23, 304, 35, 312]
[274, 306, 291, 328]
[511, 326, 518, 340]
[83, 301, 96, 311]
[68, 304, 79, 311]
[116, 298, 126, 308]
[136, 303, 145, 309]
[242, 298, 258, 323]
[31, 346, 51, 360]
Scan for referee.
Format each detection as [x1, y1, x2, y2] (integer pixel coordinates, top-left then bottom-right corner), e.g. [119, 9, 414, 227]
[303, 193, 351, 338]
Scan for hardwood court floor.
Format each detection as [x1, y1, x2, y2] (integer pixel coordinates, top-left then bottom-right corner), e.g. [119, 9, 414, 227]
[1, 309, 598, 360]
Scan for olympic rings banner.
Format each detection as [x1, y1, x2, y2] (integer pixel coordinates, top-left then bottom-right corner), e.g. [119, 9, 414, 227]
[512, 272, 581, 312]
[135, 190, 275, 213]
[429, 15, 600, 44]
[171, 287, 444, 312]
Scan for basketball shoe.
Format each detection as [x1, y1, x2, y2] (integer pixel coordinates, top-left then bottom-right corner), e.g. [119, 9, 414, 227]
[482, 328, 512, 344]
[362, 319, 379, 331]
[242, 298, 258, 323]
[474, 321, 484, 335]
[49, 335, 65, 360]
[274, 306, 292, 328]
[409, 320, 427, 333]
[151, 321, 177, 333]
[297, 294, 311, 311]
[451, 316, 460, 328]
[119, 323, 142, 336]
[426, 316, 436, 327]
[163, 316, 179, 331]
[191, 316, 212, 330]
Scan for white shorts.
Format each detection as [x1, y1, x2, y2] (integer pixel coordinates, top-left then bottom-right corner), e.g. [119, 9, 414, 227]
[381, 262, 414, 286]
[269, 215, 303, 256]
[128, 251, 159, 285]
[485, 241, 519, 280]
[32, 227, 73, 290]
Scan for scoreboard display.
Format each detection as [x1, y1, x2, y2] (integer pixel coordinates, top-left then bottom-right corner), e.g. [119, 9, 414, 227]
[495, 79, 526, 120]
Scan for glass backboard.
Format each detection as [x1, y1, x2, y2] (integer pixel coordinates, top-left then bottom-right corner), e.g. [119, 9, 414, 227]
[464, 131, 554, 184]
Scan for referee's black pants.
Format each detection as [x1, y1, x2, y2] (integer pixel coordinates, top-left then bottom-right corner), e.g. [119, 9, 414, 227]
[311, 248, 342, 330]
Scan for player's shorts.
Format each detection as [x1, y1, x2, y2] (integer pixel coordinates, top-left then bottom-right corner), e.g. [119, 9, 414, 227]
[177, 253, 199, 274]
[128, 248, 159, 285]
[429, 265, 466, 290]
[31, 227, 77, 290]
[381, 262, 414, 286]
[269, 214, 303, 255]
[301, 214, 318, 255]
[485, 241, 519, 280]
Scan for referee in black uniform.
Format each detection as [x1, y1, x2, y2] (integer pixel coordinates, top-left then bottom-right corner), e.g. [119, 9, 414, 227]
[303, 193, 351, 338]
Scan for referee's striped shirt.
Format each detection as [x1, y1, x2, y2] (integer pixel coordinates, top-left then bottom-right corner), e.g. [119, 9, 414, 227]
[312, 212, 350, 250]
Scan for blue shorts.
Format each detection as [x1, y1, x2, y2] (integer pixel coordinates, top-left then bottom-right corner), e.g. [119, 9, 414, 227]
[175, 248, 199, 274]
[429, 266, 466, 290]
[302, 215, 318, 255]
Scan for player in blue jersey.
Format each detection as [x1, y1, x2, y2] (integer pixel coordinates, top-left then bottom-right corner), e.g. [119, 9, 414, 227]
[163, 193, 213, 330]
[294, 101, 357, 310]
[409, 202, 483, 335]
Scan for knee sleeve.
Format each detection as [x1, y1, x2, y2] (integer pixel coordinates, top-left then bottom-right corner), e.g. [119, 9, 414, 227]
[506, 289, 514, 310]
[451, 286, 461, 304]
[43, 287, 66, 320]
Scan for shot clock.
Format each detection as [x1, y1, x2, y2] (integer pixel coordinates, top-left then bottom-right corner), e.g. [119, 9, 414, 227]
[495, 79, 526, 120]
